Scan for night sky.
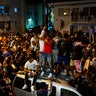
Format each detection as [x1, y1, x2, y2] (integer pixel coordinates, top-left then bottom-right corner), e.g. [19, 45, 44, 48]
[25, 0, 82, 5]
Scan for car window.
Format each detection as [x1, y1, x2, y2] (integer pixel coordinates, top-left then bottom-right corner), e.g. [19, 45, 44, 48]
[13, 77, 25, 89]
[13, 77, 31, 92]
[61, 88, 79, 96]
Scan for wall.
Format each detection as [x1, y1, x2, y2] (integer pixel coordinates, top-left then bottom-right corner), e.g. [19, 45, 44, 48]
[25, 4, 43, 31]
[49, 0, 96, 35]
[0, 0, 25, 33]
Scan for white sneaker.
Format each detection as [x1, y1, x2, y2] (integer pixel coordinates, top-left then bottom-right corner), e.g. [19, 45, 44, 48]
[22, 84, 27, 89]
[48, 73, 52, 78]
[40, 71, 44, 76]
[31, 85, 34, 92]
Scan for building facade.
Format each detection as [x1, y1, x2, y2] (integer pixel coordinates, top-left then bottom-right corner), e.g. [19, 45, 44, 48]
[25, 4, 43, 31]
[48, 0, 96, 35]
[0, 0, 25, 33]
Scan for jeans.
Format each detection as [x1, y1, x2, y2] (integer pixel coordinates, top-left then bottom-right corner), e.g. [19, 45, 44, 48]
[24, 72, 38, 87]
[39, 52, 44, 67]
[52, 49, 58, 63]
[42, 53, 53, 73]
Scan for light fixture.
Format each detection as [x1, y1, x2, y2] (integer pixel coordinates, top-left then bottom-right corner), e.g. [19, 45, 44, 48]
[64, 12, 67, 16]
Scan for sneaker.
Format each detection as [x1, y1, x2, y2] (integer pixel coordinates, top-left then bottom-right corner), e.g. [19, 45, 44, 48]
[40, 71, 44, 76]
[31, 85, 34, 92]
[22, 84, 27, 89]
[48, 73, 52, 78]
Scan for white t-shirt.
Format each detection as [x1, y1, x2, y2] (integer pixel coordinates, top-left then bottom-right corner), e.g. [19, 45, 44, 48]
[39, 39, 44, 52]
[41, 29, 45, 37]
[24, 60, 37, 71]
[30, 37, 35, 47]
[30, 37, 37, 51]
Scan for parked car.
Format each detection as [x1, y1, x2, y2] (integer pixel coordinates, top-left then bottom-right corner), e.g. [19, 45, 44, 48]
[12, 73, 82, 96]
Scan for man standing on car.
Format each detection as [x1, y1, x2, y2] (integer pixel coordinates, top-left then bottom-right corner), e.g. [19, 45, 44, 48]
[40, 34, 54, 78]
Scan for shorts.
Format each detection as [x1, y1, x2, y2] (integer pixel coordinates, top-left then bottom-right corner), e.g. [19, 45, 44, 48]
[57, 55, 70, 65]
[74, 60, 82, 73]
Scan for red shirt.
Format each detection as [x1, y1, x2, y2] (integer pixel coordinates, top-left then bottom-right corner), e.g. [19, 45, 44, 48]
[43, 38, 53, 54]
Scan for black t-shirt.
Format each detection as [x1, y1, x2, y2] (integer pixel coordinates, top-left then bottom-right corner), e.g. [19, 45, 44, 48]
[72, 45, 83, 60]
[0, 56, 4, 62]
[58, 39, 71, 57]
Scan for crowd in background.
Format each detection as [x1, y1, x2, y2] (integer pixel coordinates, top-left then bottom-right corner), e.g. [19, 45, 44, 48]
[0, 25, 96, 95]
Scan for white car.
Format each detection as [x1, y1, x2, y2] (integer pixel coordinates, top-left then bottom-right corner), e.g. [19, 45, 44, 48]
[12, 73, 82, 96]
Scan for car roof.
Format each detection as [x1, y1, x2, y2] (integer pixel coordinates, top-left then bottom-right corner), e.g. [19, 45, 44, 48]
[16, 74, 77, 91]
[15, 73, 82, 96]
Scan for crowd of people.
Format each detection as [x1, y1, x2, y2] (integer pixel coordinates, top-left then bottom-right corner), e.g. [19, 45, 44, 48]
[0, 25, 96, 95]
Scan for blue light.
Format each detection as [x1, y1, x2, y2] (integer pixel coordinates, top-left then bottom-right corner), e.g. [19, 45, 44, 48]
[26, 18, 34, 30]
[0, 5, 4, 14]
[14, 8, 18, 13]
